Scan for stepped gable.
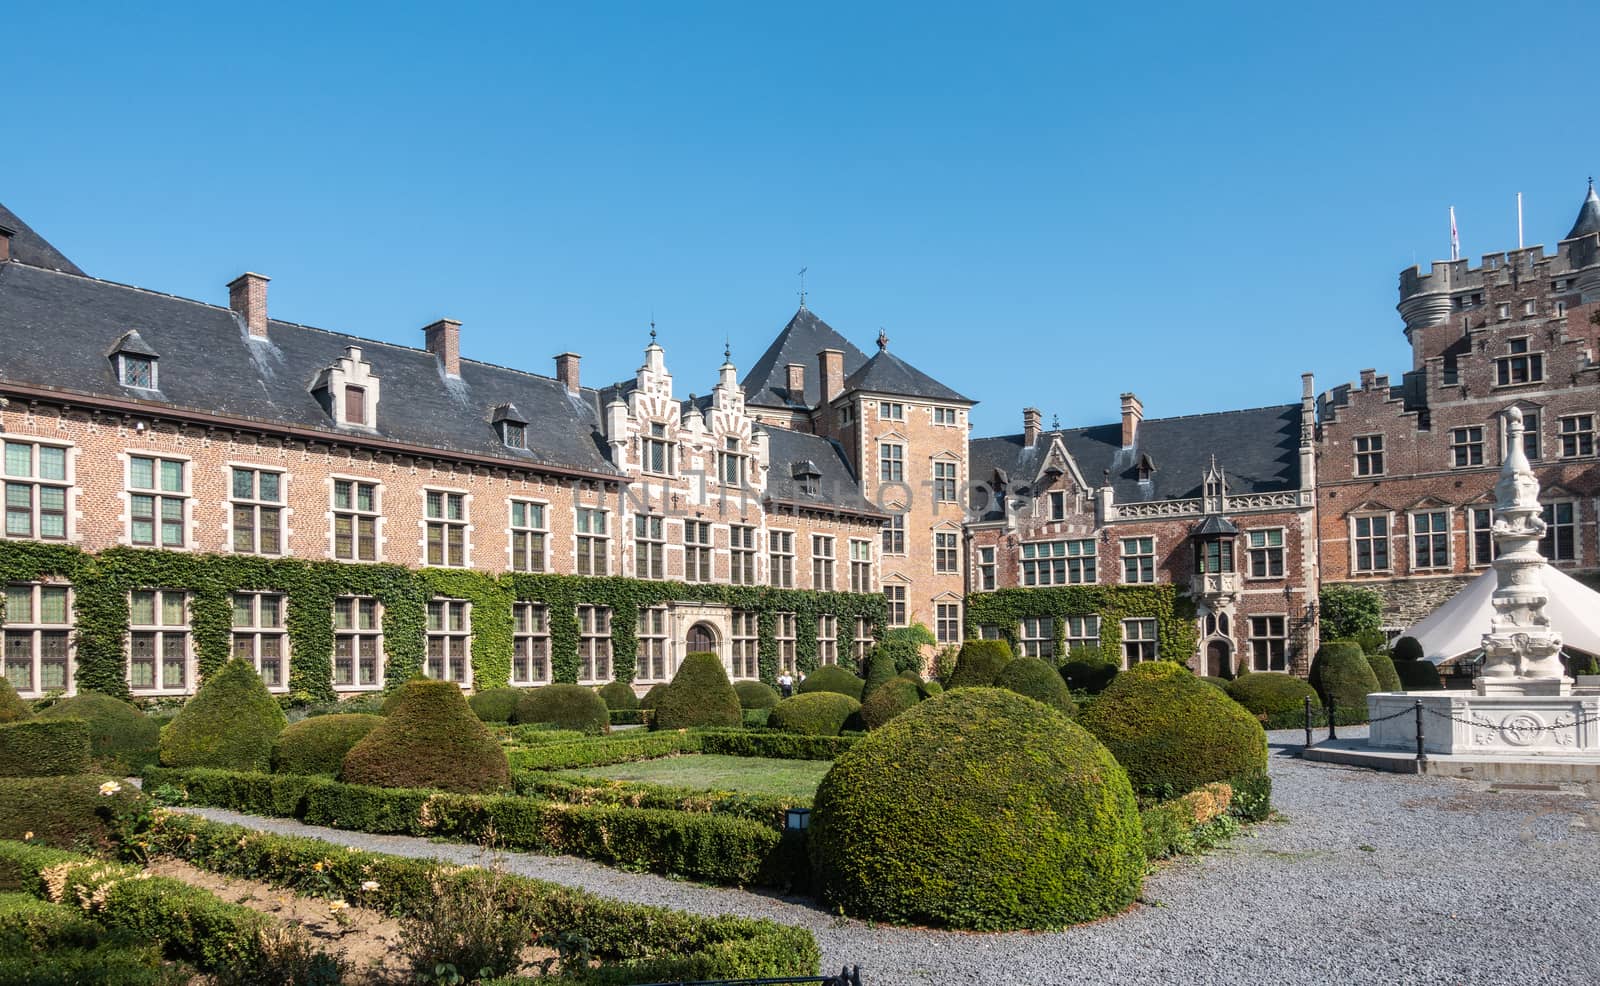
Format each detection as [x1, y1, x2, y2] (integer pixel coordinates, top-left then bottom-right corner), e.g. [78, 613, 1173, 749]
[0, 201, 85, 275]
[0, 261, 619, 478]
[741, 307, 869, 409]
[968, 404, 1301, 521]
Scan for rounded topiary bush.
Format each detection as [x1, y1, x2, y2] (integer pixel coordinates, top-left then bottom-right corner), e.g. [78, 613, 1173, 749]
[810, 688, 1145, 930]
[1310, 640, 1381, 714]
[514, 684, 610, 735]
[159, 658, 287, 771]
[468, 687, 521, 723]
[1226, 672, 1321, 727]
[638, 683, 669, 710]
[859, 677, 922, 730]
[995, 657, 1078, 715]
[797, 665, 866, 701]
[769, 692, 861, 736]
[1392, 636, 1425, 663]
[1395, 659, 1444, 690]
[1366, 652, 1403, 692]
[0, 678, 27, 723]
[35, 692, 159, 773]
[0, 718, 90, 776]
[1080, 661, 1268, 799]
[272, 713, 384, 775]
[734, 680, 780, 710]
[653, 653, 742, 730]
[945, 640, 1013, 689]
[1061, 648, 1119, 694]
[597, 680, 640, 712]
[343, 680, 509, 794]
[1198, 675, 1231, 690]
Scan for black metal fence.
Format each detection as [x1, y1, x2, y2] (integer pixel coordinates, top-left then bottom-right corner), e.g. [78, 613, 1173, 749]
[638, 967, 862, 986]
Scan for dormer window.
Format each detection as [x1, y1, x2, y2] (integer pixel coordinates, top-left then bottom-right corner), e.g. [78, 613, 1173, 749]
[491, 403, 529, 450]
[108, 330, 160, 391]
[1136, 453, 1156, 483]
[314, 346, 380, 430]
[344, 386, 367, 426]
[792, 460, 822, 496]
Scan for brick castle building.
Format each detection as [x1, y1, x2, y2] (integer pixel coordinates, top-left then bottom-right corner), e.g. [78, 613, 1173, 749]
[2, 181, 1597, 700]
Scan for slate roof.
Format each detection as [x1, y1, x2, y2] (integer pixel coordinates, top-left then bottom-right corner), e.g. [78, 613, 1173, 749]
[0, 203, 85, 276]
[762, 426, 885, 518]
[741, 307, 869, 409]
[1566, 179, 1600, 240]
[0, 260, 620, 478]
[967, 404, 1302, 521]
[841, 347, 971, 403]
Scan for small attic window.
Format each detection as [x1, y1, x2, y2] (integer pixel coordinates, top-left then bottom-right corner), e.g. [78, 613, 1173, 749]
[503, 422, 527, 450]
[122, 356, 155, 389]
[108, 330, 160, 391]
[791, 460, 822, 496]
[1136, 453, 1156, 483]
[344, 386, 367, 427]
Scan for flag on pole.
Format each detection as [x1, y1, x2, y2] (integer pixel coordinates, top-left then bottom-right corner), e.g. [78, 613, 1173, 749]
[1517, 193, 1524, 249]
[1450, 206, 1460, 260]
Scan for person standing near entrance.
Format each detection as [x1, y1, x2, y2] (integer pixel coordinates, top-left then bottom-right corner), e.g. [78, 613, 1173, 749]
[777, 671, 794, 698]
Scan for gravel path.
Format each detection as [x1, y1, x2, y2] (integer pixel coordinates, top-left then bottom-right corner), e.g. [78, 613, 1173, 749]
[178, 730, 1600, 985]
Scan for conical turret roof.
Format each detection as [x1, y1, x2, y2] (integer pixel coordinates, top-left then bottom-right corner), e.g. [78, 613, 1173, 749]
[1565, 178, 1600, 240]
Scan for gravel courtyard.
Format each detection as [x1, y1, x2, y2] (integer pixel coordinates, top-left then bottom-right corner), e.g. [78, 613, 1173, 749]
[182, 730, 1600, 985]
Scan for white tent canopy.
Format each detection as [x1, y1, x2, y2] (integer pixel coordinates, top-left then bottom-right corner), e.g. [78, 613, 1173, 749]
[1402, 566, 1600, 665]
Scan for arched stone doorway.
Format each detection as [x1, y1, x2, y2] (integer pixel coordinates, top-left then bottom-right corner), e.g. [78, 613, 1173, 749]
[1204, 639, 1233, 678]
[686, 622, 718, 656]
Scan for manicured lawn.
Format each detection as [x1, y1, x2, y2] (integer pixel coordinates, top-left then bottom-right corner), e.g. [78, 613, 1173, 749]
[563, 754, 831, 800]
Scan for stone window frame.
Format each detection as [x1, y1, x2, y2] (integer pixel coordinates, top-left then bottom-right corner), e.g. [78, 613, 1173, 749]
[976, 545, 996, 591]
[1559, 414, 1595, 459]
[231, 590, 290, 693]
[1119, 535, 1157, 585]
[1352, 433, 1385, 477]
[1019, 616, 1055, 658]
[851, 615, 873, 662]
[1496, 406, 1542, 462]
[328, 475, 383, 563]
[811, 534, 836, 591]
[883, 583, 908, 627]
[2, 435, 74, 543]
[127, 587, 191, 697]
[1468, 506, 1495, 568]
[1348, 511, 1393, 575]
[124, 450, 192, 550]
[816, 613, 838, 666]
[730, 524, 758, 586]
[774, 610, 797, 675]
[426, 597, 473, 685]
[634, 513, 666, 580]
[635, 605, 670, 682]
[1120, 617, 1159, 667]
[1494, 336, 1545, 388]
[226, 462, 286, 557]
[717, 435, 747, 488]
[879, 441, 906, 483]
[118, 352, 158, 391]
[730, 609, 761, 679]
[511, 602, 551, 685]
[848, 538, 873, 593]
[2, 581, 74, 698]
[1407, 507, 1453, 572]
[421, 487, 471, 569]
[933, 528, 960, 574]
[1541, 499, 1579, 565]
[332, 595, 384, 691]
[574, 505, 611, 577]
[684, 519, 715, 583]
[1248, 614, 1288, 672]
[577, 604, 613, 684]
[932, 459, 959, 503]
[1449, 426, 1485, 469]
[1047, 491, 1067, 521]
[1065, 614, 1100, 653]
[768, 529, 795, 588]
[639, 421, 677, 478]
[1021, 538, 1097, 587]
[878, 401, 905, 422]
[932, 406, 959, 427]
[507, 498, 549, 573]
[881, 512, 906, 555]
[1244, 527, 1285, 580]
[934, 600, 961, 644]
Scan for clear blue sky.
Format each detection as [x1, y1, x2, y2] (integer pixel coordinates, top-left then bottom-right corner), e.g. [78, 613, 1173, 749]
[8, 2, 1599, 436]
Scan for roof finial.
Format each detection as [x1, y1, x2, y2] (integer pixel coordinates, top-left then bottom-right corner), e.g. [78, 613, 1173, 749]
[876, 328, 889, 352]
[1051, 413, 1060, 430]
[649, 308, 657, 345]
[797, 267, 808, 309]
[724, 336, 732, 363]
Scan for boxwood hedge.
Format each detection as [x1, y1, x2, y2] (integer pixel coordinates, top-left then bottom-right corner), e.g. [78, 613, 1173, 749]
[0, 774, 144, 850]
[271, 713, 384, 775]
[654, 653, 742, 730]
[994, 656, 1078, 715]
[343, 679, 510, 793]
[0, 679, 28, 723]
[795, 665, 866, 701]
[35, 693, 159, 774]
[468, 686, 521, 723]
[734, 680, 781, 710]
[1310, 640, 1380, 716]
[0, 719, 91, 777]
[1225, 672, 1321, 729]
[945, 640, 1013, 689]
[858, 677, 922, 730]
[768, 692, 860, 736]
[159, 657, 286, 772]
[514, 683, 610, 735]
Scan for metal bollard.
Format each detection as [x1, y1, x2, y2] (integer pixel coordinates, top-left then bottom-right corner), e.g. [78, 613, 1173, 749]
[1414, 699, 1426, 767]
[1304, 694, 1314, 747]
[1327, 695, 1338, 741]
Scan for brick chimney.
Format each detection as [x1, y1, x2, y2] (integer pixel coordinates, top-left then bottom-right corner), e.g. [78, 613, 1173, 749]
[0, 225, 12, 263]
[555, 352, 581, 393]
[1023, 407, 1042, 446]
[818, 349, 845, 405]
[786, 363, 806, 402]
[423, 319, 462, 377]
[1120, 392, 1143, 448]
[227, 272, 270, 339]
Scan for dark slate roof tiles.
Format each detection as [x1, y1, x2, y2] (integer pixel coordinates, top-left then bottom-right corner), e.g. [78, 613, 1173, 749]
[841, 347, 971, 403]
[0, 203, 85, 276]
[741, 307, 869, 409]
[762, 426, 884, 518]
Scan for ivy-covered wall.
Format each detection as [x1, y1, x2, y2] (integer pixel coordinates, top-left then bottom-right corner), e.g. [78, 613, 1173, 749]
[0, 542, 885, 701]
[964, 585, 1198, 664]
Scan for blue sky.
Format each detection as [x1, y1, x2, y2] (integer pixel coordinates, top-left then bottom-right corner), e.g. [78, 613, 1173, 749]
[8, 2, 1599, 435]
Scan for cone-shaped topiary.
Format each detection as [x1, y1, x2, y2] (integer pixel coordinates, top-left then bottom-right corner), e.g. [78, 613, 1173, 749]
[1366, 652, 1403, 692]
[734, 680, 780, 709]
[272, 713, 384, 775]
[597, 680, 640, 711]
[810, 687, 1145, 930]
[36, 692, 159, 773]
[1226, 672, 1321, 728]
[382, 676, 427, 715]
[159, 658, 287, 771]
[1310, 640, 1380, 714]
[859, 677, 922, 730]
[1395, 659, 1444, 690]
[1080, 661, 1268, 799]
[653, 652, 742, 730]
[994, 657, 1078, 715]
[1392, 636, 1425, 663]
[861, 648, 898, 700]
[638, 683, 669, 710]
[797, 665, 866, 701]
[342, 680, 509, 794]
[514, 684, 610, 735]
[0, 678, 27, 723]
[769, 691, 861, 736]
[467, 687, 521, 723]
[946, 640, 1013, 689]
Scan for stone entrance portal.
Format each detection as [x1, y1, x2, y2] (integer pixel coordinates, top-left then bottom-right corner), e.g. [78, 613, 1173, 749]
[1204, 639, 1233, 678]
[686, 622, 717, 656]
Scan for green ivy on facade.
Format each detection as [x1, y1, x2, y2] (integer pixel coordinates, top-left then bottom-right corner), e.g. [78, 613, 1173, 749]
[964, 584, 1198, 664]
[0, 542, 885, 701]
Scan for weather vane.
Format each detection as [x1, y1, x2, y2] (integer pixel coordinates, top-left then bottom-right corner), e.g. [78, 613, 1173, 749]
[797, 267, 808, 308]
[876, 328, 889, 352]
